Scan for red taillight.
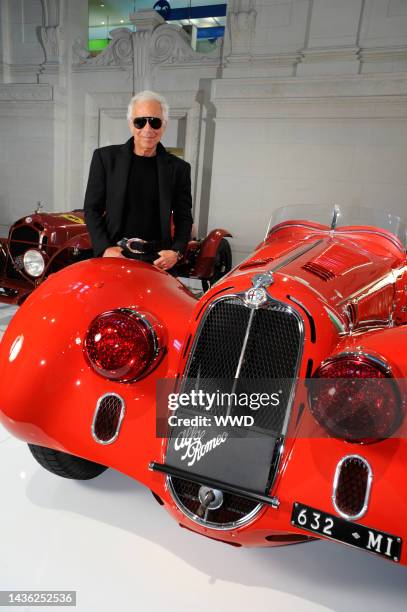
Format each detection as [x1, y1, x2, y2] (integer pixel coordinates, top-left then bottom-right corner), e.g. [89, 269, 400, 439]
[309, 354, 401, 443]
[84, 309, 157, 382]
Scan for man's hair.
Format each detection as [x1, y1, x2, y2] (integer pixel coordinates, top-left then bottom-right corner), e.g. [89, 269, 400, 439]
[127, 90, 169, 123]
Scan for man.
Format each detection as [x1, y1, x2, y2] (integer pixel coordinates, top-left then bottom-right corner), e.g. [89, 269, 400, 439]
[84, 90, 193, 271]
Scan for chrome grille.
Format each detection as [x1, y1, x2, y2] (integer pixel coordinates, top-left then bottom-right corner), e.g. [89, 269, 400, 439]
[92, 393, 125, 444]
[187, 298, 251, 379]
[185, 297, 302, 434]
[168, 294, 303, 528]
[333, 455, 372, 520]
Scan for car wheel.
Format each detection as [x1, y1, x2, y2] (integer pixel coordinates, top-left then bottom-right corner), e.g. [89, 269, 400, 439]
[202, 239, 232, 292]
[28, 444, 107, 480]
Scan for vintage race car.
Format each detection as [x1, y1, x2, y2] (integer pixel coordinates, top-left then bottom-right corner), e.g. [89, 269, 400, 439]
[0, 204, 406, 565]
[0, 203, 232, 303]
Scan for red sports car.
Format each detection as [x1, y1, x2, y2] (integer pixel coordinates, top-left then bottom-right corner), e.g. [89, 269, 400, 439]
[0, 205, 406, 565]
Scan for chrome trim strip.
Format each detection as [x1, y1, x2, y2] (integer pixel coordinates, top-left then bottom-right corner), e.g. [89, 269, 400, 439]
[228, 308, 255, 416]
[91, 392, 125, 445]
[322, 351, 392, 376]
[119, 308, 160, 365]
[269, 240, 324, 273]
[332, 455, 373, 521]
[265, 222, 324, 240]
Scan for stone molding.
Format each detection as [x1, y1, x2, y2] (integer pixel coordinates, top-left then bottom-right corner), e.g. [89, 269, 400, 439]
[38, 25, 62, 66]
[226, 3, 257, 62]
[150, 23, 222, 67]
[212, 73, 407, 99]
[72, 11, 222, 74]
[0, 84, 53, 101]
[211, 74, 407, 119]
[299, 46, 361, 64]
[359, 45, 407, 63]
[72, 28, 133, 69]
[40, 0, 59, 27]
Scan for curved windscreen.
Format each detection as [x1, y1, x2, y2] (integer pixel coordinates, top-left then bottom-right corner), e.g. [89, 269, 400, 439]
[266, 205, 407, 247]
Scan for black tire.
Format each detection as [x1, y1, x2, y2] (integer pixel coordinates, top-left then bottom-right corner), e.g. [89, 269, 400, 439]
[28, 444, 107, 480]
[202, 238, 232, 292]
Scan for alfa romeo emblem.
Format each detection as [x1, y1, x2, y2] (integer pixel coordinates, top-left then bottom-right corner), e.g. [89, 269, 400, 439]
[244, 286, 268, 307]
[243, 271, 274, 307]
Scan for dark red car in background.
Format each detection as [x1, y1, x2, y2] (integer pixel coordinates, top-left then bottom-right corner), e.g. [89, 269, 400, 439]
[0, 203, 232, 304]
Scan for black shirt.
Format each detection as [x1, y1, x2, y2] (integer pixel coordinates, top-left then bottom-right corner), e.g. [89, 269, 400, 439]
[121, 154, 161, 241]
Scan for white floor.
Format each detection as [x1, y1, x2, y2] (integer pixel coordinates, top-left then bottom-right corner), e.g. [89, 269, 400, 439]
[0, 305, 406, 612]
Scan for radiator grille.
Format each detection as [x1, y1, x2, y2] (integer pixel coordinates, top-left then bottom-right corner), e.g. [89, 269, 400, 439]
[185, 297, 302, 434]
[168, 294, 303, 528]
[333, 456, 371, 519]
[187, 298, 251, 379]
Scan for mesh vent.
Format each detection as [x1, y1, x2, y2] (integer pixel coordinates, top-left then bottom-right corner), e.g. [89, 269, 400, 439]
[333, 456, 371, 519]
[92, 394, 124, 444]
[170, 477, 261, 528]
[187, 298, 251, 379]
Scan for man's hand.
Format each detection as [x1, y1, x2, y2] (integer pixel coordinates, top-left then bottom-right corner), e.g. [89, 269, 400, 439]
[103, 246, 124, 258]
[154, 250, 179, 270]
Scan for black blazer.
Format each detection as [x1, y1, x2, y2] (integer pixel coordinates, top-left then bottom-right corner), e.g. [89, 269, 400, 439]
[84, 138, 193, 257]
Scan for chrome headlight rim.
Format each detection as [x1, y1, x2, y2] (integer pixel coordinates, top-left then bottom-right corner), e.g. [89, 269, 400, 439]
[23, 249, 45, 278]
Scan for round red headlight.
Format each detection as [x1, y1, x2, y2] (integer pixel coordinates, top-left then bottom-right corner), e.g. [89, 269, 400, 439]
[84, 309, 158, 382]
[309, 354, 401, 443]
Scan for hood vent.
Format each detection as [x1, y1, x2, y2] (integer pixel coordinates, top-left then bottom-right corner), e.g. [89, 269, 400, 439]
[302, 262, 335, 281]
[302, 244, 370, 281]
[239, 257, 273, 270]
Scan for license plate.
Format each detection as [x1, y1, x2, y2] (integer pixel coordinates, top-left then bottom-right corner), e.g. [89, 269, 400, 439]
[291, 502, 402, 562]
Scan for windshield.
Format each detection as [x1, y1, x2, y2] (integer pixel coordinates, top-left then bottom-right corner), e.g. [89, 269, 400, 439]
[266, 205, 407, 246]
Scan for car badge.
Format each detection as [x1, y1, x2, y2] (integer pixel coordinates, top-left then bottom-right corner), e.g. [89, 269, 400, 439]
[244, 272, 274, 307]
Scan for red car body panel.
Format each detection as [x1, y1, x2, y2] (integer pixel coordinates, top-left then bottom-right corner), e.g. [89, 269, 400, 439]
[0, 218, 406, 563]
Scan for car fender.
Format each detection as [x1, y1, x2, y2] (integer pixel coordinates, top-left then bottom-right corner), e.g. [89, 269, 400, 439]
[0, 258, 197, 489]
[192, 229, 232, 278]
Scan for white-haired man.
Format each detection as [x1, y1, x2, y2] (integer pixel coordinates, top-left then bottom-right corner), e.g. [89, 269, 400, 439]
[84, 90, 193, 271]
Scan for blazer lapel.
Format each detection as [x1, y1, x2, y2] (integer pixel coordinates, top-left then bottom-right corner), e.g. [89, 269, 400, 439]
[111, 138, 133, 235]
[157, 143, 173, 246]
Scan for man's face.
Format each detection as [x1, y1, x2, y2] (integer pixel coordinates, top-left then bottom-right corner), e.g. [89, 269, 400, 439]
[129, 99, 166, 155]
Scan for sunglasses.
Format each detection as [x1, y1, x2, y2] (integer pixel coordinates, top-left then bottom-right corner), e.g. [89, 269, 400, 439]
[132, 116, 163, 130]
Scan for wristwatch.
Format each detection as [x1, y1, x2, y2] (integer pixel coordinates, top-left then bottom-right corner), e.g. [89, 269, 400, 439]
[174, 250, 183, 261]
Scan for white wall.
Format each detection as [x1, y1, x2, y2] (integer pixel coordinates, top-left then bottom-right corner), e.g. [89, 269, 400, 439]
[0, 0, 407, 260]
[209, 74, 407, 258]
